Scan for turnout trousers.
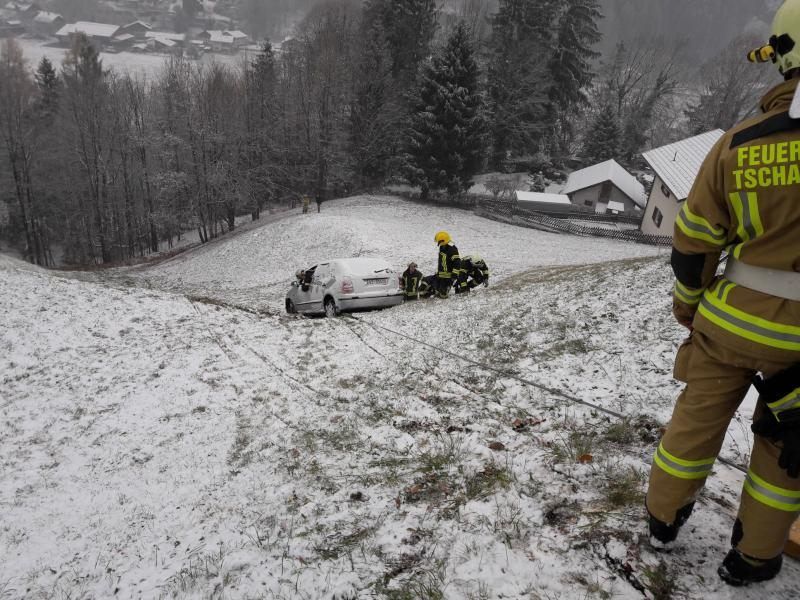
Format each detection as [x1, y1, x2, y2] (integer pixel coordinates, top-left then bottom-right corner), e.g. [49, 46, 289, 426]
[646, 331, 800, 559]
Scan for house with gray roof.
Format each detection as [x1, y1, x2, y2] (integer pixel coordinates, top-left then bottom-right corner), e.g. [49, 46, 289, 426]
[56, 21, 120, 46]
[561, 159, 646, 216]
[640, 129, 725, 237]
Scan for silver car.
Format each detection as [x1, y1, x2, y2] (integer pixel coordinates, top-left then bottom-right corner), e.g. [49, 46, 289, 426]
[285, 257, 404, 317]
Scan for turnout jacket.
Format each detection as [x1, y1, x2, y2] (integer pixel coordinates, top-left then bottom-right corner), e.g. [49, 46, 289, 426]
[437, 243, 461, 278]
[672, 78, 800, 362]
[401, 268, 424, 298]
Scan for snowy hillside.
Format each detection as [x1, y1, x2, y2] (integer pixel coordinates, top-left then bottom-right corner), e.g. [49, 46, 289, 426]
[2, 199, 798, 599]
[120, 195, 664, 311]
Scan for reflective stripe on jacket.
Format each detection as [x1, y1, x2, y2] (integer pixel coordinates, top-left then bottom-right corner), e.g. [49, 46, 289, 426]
[673, 78, 800, 362]
[438, 243, 461, 278]
[402, 269, 423, 297]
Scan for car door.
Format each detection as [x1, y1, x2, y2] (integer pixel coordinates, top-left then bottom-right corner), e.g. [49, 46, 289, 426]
[293, 265, 318, 314]
[310, 264, 332, 313]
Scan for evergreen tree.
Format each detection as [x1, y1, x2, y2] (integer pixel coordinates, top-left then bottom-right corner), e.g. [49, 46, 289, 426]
[486, 0, 559, 169]
[34, 57, 60, 121]
[581, 104, 621, 165]
[548, 0, 602, 108]
[378, 0, 437, 85]
[547, 0, 602, 161]
[350, 7, 396, 187]
[405, 23, 486, 199]
[349, 0, 438, 187]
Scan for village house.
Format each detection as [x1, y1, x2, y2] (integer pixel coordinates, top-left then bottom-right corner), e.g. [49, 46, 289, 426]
[4, 1, 40, 19]
[32, 11, 64, 36]
[561, 159, 647, 216]
[198, 29, 249, 52]
[640, 129, 725, 237]
[56, 21, 120, 47]
[118, 20, 151, 40]
[145, 30, 186, 50]
[515, 191, 575, 214]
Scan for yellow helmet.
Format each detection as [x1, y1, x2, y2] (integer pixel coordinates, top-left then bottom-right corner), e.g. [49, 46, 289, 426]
[750, 0, 800, 75]
[434, 231, 451, 246]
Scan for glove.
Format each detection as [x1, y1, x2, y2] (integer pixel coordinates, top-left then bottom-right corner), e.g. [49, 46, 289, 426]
[752, 409, 800, 478]
[672, 301, 696, 331]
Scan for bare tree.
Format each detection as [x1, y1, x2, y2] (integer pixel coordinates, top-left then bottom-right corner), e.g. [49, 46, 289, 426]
[0, 39, 52, 265]
[686, 34, 779, 135]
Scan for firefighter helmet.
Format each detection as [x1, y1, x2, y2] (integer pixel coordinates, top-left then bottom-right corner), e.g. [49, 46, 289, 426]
[434, 231, 451, 246]
[749, 0, 800, 75]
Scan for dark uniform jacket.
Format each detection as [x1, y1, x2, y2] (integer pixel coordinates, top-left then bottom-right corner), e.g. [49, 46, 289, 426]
[437, 243, 461, 279]
[401, 268, 424, 298]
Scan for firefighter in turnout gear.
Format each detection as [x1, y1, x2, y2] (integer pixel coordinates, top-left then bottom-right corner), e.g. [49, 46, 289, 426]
[462, 255, 490, 290]
[401, 262, 424, 300]
[646, 1, 800, 586]
[434, 231, 465, 298]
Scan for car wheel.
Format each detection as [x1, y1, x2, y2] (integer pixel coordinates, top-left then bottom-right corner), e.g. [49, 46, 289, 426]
[324, 297, 339, 318]
[286, 299, 297, 314]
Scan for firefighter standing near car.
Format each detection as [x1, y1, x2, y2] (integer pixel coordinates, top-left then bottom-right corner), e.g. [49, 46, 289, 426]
[401, 262, 424, 300]
[434, 231, 467, 298]
[645, 1, 800, 586]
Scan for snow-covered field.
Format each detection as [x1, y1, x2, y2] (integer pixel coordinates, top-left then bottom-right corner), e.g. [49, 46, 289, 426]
[1, 197, 797, 599]
[14, 38, 249, 76]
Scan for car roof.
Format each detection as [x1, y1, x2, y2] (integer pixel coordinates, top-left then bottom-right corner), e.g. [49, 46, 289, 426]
[325, 257, 393, 272]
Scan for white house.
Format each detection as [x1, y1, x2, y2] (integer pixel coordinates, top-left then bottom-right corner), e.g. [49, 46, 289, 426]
[515, 191, 573, 213]
[32, 11, 64, 35]
[198, 29, 250, 52]
[56, 21, 120, 46]
[561, 159, 646, 215]
[640, 129, 725, 237]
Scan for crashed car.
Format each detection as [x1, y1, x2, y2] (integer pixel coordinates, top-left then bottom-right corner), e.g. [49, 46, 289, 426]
[285, 257, 404, 317]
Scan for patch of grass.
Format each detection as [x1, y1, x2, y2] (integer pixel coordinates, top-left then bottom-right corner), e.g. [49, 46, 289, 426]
[566, 572, 613, 599]
[601, 465, 646, 509]
[464, 464, 512, 502]
[314, 526, 375, 561]
[418, 434, 465, 474]
[162, 545, 232, 598]
[604, 416, 662, 446]
[227, 415, 253, 468]
[643, 561, 678, 600]
[548, 430, 597, 464]
[379, 560, 447, 600]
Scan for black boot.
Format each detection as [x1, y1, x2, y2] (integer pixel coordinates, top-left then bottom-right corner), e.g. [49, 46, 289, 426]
[647, 502, 695, 551]
[718, 549, 782, 586]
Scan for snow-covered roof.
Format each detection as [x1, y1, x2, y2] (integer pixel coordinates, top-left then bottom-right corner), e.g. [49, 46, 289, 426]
[33, 11, 62, 24]
[152, 37, 177, 48]
[642, 129, 725, 201]
[122, 20, 151, 30]
[6, 1, 36, 11]
[203, 30, 235, 44]
[56, 21, 120, 39]
[225, 30, 248, 39]
[146, 31, 185, 42]
[562, 159, 647, 208]
[516, 191, 571, 205]
[112, 33, 134, 42]
[323, 257, 393, 275]
[607, 200, 626, 213]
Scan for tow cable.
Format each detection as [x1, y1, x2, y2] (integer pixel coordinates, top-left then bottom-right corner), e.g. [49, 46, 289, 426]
[344, 314, 748, 476]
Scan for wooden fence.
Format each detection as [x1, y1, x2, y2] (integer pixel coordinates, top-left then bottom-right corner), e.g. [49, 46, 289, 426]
[383, 189, 673, 247]
[477, 197, 672, 247]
